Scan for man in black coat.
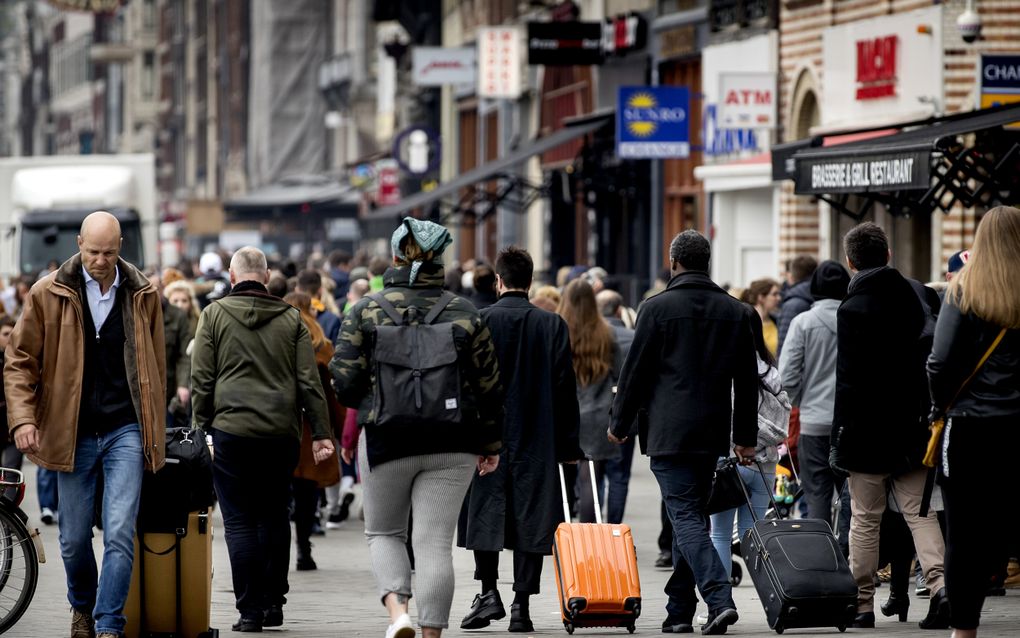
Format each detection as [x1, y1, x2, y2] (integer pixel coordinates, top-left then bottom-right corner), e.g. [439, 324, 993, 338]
[829, 222, 948, 630]
[609, 230, 758, 636]
[460, 246, 582, 633]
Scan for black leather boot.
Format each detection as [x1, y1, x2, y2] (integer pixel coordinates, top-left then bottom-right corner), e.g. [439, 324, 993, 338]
[918, 587, 951, 630]
[880, 591, 909, 622]
[851, 611, 875, 628]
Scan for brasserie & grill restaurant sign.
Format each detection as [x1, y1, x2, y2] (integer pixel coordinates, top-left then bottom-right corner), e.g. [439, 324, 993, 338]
[796, 151, 929, 194]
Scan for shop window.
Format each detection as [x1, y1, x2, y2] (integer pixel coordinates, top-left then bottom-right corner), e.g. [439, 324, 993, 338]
[142, 52, 155, 99]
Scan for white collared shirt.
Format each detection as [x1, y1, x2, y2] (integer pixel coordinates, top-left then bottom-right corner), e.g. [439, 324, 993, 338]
[82, 265, 121, 334]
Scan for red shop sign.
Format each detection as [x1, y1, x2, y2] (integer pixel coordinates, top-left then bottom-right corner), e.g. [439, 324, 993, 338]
[855, 35, 898, 101]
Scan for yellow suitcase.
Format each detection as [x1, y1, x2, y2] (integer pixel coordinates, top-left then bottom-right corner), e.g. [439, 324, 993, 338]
[123, 510, 218, 638]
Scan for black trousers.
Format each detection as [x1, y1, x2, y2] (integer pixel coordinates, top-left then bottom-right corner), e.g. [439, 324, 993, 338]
[474, 549, 545, 594]
[943, 415, 1019, 630]
[213, 429, 299, 617]
[292, 478, 319, 557]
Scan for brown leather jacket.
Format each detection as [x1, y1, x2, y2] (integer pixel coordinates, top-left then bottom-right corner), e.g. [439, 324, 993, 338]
[3, 255, 167, 472]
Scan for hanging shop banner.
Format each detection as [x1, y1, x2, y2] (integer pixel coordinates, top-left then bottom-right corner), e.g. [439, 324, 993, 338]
[412, 47, 477, 86]
[478, 27, 522, 98]
[978, 54, 1020, 129]
[795, 150, 930, 195]
[527, 21, 604, 66]
[718, 73, 776, 129]
[616, 86, 690, 159]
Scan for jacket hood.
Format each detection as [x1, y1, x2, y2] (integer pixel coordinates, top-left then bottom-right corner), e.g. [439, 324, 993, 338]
[215, 292, 294, 329]
[383, 262, 445, 289]
[810, 260, 850, 301]
[784, 278, 814, 304]
[847, 265, 894, 296]
[812, 298, 840, 335]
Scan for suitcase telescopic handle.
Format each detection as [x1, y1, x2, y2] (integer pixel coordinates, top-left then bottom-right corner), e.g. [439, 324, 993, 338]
[557, 464, 571, 522]
[735, 459, 782, 522]
[558, 460, 603, 524]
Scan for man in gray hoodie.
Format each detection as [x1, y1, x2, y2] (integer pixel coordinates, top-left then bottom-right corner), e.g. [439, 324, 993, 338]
[778, 260, 851, 554]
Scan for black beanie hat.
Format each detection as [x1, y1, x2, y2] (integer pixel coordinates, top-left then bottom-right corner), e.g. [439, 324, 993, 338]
[810, 260, 850, 301]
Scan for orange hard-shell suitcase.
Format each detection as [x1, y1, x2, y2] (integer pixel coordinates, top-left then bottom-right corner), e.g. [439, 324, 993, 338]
[553, 462, 641, 634]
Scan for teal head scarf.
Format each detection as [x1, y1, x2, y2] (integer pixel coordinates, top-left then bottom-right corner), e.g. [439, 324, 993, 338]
[390, 217, 453, 284]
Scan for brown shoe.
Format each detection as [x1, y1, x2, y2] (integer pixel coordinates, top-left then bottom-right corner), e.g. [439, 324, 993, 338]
[97, 634, 118, 638]
[71, 608, 96, 638]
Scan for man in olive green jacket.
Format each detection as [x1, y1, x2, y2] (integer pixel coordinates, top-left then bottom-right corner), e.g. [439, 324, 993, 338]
[191, 246, 334, 632]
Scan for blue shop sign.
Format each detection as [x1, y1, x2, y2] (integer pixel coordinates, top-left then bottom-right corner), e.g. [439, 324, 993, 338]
[703, 104, 759, 156]
[980, 55, 1020, 92]
[617, 86, 690, 159]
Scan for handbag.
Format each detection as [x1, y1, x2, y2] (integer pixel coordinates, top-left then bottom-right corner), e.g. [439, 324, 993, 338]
[922, 328, 1007, 467]
[706, 458, 745, 515]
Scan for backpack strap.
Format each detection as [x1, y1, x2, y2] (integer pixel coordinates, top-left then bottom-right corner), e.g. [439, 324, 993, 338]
[423, 291, 456, 325]
[369, 293, 404, 326]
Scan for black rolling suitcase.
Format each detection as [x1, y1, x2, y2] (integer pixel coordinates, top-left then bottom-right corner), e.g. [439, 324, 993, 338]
[738, 462, 858, 634]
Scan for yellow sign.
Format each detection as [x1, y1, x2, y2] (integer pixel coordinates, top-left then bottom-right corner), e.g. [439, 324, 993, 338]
[980, 93, 1020, 129]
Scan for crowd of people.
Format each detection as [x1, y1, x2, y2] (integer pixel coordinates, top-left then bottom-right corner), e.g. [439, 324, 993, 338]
[0, 207, 1018, 638]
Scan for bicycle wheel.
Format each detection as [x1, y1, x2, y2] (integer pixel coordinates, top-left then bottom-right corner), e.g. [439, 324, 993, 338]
[0, 507, 39, 634]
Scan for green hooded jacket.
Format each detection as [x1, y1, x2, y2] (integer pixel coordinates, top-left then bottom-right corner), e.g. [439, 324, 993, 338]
[191, 282, 330, 441]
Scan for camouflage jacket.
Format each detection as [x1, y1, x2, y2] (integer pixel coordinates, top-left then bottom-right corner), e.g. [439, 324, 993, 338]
[330, 263, 503, 466]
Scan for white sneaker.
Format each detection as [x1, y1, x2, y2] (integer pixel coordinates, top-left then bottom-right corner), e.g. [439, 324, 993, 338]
[385, 613, 415, 638]
[40, 507, 56, 525]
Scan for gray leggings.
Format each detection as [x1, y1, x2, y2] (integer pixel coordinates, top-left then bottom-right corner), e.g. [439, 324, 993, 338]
[359, 440, 476, 629]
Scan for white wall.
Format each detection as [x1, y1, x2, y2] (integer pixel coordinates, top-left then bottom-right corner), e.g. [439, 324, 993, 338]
[821, 6, 944, 128]
[711, 187, 776, 287]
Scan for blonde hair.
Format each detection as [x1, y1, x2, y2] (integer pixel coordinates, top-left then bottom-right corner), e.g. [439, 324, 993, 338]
[164, 281, 200, 322]
[558, 279, 613, 387]
[531, 285, 561, 306]
[948, 206, 1020, 328]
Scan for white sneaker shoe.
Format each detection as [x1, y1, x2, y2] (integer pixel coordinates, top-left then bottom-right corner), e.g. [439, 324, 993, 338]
[40, 507, 56, 525]
[385, 613, 415, 638]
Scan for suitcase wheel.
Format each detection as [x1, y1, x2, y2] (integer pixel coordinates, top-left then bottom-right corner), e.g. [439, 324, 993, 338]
[730, 561, 742, 586]
[564, 621, 575, 634]
[837, 626, 847, 633]
[774, 624, 784, 634]
[627, 623, 636, 633]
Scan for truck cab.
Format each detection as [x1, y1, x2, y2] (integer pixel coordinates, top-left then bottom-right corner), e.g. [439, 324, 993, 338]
[0, 155, 156, 278]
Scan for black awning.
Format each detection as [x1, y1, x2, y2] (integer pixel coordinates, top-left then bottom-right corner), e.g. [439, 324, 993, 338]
[775, 102, 1020, 218]
[373, 114, 613, 219]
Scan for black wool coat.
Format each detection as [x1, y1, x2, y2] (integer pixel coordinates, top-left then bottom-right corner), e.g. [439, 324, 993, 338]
[460, 293, 582, 555]
[609, 271, 759, 457]
[831, 267, 927, 474]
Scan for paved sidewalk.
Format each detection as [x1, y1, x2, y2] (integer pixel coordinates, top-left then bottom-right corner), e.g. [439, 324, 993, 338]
[8, 457, 1019, 637]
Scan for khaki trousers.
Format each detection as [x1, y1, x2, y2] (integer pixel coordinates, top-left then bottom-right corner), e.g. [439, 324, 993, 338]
[848, 467, 945, 612]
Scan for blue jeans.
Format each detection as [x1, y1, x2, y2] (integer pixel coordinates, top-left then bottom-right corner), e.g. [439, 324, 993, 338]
[651, 454, 736, 623]
[605, 438, 636, 524]
[37, 466, 59, 511]
[57, 423, 143, 635]
[710, 464, 776, 576]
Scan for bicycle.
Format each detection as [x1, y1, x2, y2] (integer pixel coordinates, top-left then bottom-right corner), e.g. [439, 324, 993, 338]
[0, 468, 42, 634]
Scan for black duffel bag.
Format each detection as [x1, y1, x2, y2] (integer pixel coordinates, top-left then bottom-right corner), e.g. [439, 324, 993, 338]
[138, 427, 215, 533]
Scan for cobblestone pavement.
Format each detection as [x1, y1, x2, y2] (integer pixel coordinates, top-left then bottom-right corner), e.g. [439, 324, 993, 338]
[7, 458, 1018, 637]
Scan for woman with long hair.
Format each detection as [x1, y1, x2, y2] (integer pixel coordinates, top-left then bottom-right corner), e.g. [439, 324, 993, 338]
[283, 292, 343, 572]
[742, 278, 781, 356]
[558, 278, 620, 523]
[927, 206, 1020, 638]
[709, 309, 789, 582]
[331, 218, 503, 638]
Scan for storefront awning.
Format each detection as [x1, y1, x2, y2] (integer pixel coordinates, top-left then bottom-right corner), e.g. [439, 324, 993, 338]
[224, 174, 360, 219]
[374, 114, 613, 219]
[773, 102, 1020, 219]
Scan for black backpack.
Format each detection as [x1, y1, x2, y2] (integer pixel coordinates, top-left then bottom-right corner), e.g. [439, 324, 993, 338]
[369, 291, 464, 428]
